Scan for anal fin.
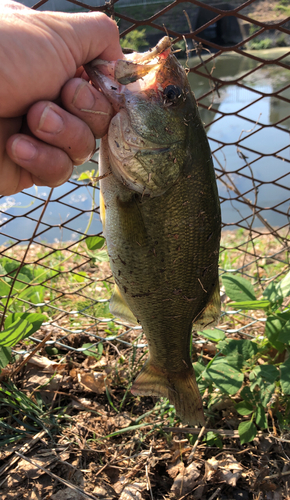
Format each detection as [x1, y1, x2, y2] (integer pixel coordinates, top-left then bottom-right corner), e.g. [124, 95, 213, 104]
[194, 281, 220, 330]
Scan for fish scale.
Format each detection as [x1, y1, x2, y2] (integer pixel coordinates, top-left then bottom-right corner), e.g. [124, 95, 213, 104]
[85, 37, 221, 425]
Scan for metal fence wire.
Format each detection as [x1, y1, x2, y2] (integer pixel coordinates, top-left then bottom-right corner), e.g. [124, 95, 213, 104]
[0, 0, 289, 359]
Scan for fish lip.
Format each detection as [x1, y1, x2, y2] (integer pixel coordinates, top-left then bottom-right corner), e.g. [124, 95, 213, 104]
[84, 65, 125, 109]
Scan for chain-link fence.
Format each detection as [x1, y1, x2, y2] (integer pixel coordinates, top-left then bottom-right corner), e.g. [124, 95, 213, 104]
[0, 0, 289, 360]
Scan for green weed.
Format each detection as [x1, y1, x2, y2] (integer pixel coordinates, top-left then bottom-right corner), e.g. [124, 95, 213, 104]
[197, 270, 290, 444]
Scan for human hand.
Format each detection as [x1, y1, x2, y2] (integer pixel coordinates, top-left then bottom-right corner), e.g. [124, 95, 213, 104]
[0, 0, 123, 196]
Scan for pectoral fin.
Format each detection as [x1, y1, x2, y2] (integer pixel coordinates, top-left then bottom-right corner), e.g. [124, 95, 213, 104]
[193, 281, 220, 330]
[110, 284, 138, 325]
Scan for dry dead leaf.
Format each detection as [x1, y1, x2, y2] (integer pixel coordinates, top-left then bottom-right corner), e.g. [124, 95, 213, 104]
[171, 462, 200, 498]
[217, 469, 242, 487]
[204, 457, 219, 481]
[167, 459, 185, 479]
[114, 412, 133, 429]
[219, 454, 244, 472]
[119, 483, 146, 500]
[27, 373, 66, 392]
[205, 454, 243, 487]
[29, 486, 42, 500]
[77, 372, 106, 394]
[16, 456, 54, 480]
[25, 355, 65, 372]
[93, 483, 118, 498]
[51, 487, 84, 500]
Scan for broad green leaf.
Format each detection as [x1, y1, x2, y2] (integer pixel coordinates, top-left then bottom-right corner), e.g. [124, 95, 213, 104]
[222, 274, 256, 302]
[205, 360, 244, 395]
[280, 357, 290, 395]
[255, 405, 267, 429]
[93, 250, 109, 262]
[217, 339, 258, 370]
[265, 316, 285, 352]
[18, 285, 45, 304]
[72, 271, 87, 283]
[0, 318, 33, 347]
[276, 311, 290, 323]
[86, 236, 105, 251]
[279, 271, 290, 298]
[198, 328, 225, 342]
[240, 386, 260, 405]
[205, 431, 223, 449]
[264, 271, 290, 303]
[249, 379, 275, 407]
[228, 300, 271, 310]
[249, 365, 279, 384]
[193, 360, 206, 378]
[81, 342, 103, 360]
[0, 281, 11, 296]
[0, 346, 11, 368]
[235, 401, 254, 416]
[277, 320, 290, 344]
[238, 420, 257, 444]
[4, 313, 47, 335]
[260, 383, 276, 407]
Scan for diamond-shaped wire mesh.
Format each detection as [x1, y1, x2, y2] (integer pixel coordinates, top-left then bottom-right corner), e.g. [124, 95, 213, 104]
[0, 0, 289, 357]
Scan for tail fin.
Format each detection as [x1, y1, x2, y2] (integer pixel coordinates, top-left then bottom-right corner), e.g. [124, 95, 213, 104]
[131, 360, 205, 426]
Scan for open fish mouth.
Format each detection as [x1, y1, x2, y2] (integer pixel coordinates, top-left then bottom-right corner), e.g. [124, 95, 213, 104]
[85, 36, 185, 196]
[84, 36, 172, 106]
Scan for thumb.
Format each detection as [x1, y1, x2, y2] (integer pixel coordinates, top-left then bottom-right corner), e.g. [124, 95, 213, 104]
[42, 11, 124, 66]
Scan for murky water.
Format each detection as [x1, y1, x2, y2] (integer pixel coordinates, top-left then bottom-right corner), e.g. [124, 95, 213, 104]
[1, 49, 289, 245]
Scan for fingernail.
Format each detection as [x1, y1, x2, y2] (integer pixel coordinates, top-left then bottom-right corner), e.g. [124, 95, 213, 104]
[73, 81, 95, 110]
[12, 138, 37, 160]
[38, 105, 64, 134]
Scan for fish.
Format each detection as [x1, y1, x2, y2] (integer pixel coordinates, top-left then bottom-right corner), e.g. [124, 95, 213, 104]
[85, 37, 221, 426]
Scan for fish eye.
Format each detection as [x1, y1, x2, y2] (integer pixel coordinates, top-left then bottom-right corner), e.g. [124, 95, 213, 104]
[163, 85, 182, 103]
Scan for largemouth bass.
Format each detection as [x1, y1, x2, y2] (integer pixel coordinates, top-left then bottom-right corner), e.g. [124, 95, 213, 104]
[85, 37, 221, 426]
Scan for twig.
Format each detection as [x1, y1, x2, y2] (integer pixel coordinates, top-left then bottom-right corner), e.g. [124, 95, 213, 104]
[208, 486, 223, 500]
[187, 417, 210, 463]
[15, 452, 100, 500]
[264, 470, 290, 480]
[146, 464, 154, 500]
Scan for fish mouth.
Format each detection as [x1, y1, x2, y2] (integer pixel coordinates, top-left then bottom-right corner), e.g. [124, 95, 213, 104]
[84, 36, 172, 110]
[84, 37, 183, 197]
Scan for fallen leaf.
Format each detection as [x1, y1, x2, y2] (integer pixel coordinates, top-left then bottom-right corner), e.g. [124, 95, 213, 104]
[114, 412, 133, 429]
[167, 460, 185, 479]
[205, 454, 243, 487]
[51, 488, 84, 500]
[119, 483, 146, 500]
[218, 469, 242, 487]
[171, 462, 200, 498]
[204, 457, 219, 481]
[77, 372, 106, 394]
[25, 355, 65, 372]
[93, 483, 118, 498]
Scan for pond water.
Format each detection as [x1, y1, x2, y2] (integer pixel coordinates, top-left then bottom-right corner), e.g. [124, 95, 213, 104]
[1, 49, 289, 245]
